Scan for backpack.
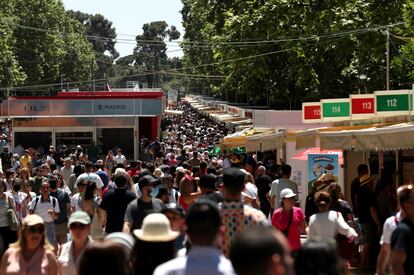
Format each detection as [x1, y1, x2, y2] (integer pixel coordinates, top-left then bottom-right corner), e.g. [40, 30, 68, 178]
[32, 196, 57, 212]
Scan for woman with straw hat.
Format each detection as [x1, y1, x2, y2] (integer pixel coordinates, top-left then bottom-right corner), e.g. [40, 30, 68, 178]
[130, 213, 179, 275]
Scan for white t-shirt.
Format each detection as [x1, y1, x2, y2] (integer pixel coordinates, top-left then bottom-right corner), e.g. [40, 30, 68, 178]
[269, 178, 298, 208]
[113, 154, 126, 165]
[380, 211, 402, 245]
[5, 191, 27, 222]
[308, 211, 358, 240]
[29, 196, 60, 223]
[75, 172, 104, 189]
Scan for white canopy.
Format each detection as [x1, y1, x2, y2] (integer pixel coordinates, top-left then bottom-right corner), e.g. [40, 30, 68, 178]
[320, 123, 414, 151]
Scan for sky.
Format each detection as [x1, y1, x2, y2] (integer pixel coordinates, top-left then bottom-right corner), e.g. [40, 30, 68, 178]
[62, 0, 185, 58]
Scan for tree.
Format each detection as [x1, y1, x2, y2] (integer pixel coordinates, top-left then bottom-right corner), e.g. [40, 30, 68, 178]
[0, 0, 26, 90]
[133, 21, 180, 88]
[180, 0, 406, 109]
[67, 11, 119, 88]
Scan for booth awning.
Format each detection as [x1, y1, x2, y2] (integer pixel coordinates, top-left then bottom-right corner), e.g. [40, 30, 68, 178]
[320, 123, 414, 151]
[294, 124, 379, 150]
[222, 128, 285, 152]
[164, 109, 183, 115]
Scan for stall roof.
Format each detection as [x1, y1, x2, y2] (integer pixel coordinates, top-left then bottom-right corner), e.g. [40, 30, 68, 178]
[320, 122, 414, 151]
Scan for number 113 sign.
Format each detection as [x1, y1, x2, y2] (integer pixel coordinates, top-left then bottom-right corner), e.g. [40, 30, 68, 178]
[350, 94, 375, 119]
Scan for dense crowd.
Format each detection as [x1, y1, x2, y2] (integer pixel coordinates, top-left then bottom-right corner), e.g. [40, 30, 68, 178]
[0, 100, 412, 275]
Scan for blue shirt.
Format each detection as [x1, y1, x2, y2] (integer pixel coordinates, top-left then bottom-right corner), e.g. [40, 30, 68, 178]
[96, 170, 109, 187]
[50, 189, 70, 224]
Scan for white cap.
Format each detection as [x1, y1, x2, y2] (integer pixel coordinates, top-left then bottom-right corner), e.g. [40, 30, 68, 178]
[279, 188, 297, 200]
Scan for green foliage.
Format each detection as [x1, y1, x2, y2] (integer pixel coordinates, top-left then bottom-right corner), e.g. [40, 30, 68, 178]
[133, 21, 181, 88]
[0, 0, 96, 94]
[181, 0, 411, 109]
[0, 0, 26, 89]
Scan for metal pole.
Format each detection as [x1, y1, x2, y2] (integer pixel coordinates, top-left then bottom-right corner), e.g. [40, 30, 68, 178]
[60, 74, 64, 92]
[386, 29, 390, 90]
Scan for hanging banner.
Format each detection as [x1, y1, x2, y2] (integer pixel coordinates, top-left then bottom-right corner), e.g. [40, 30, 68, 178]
[307, 153, 339, 194]
[321, 98, 350, 122]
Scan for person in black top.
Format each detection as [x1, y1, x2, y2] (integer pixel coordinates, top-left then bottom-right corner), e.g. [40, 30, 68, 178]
[255, 166, 272, 218]
[100, 173, 137, 234]
[356, 174, 380, 269]
[351, 164, 369, 218]
[123, 175, 164, 232]
[198, 173, 223, 204]
[391, 184, 414, 275]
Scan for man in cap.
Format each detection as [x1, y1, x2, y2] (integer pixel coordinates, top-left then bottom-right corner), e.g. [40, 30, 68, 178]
[162, 204, 186, 251]
[123, 175, 164, 232]
[220, 168, 268, 257]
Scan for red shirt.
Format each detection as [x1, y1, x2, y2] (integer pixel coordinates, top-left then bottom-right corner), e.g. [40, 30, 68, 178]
[272, 207, 305, 251]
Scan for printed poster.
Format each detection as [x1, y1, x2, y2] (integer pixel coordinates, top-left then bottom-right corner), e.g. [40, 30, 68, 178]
[307, 153, 339, 194]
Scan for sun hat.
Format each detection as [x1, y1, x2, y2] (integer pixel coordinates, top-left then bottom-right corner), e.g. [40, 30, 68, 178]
[133, 213, 179, 242]
[279, 188, 297, 201]
[105, 232, 135, 250]
[154, 168, 165, 178]
[23, 214, 44, 226]
[68, 211, 91, 226]
[318, 173, 336, 183]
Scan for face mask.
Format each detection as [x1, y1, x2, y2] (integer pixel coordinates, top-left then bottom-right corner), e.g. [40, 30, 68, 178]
[149, 186, 159, 198]
[13, 184, 21, 192]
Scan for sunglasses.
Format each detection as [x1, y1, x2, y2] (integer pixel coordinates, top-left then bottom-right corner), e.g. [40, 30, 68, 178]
[69, 223, 87, 230]
[28, 225, 44, 234]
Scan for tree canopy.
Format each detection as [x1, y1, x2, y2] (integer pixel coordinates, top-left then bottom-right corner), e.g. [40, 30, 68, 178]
[180, 0, 414, 109]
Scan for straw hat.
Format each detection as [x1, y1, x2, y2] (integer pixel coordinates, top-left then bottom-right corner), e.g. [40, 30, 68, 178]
[154, 168, 165, 178]
[133, 213, 179, 242]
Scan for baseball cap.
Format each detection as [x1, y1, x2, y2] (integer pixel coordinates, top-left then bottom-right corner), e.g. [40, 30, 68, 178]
[162, 204, 186, 217]
[279, 188, 297, 200]
[138, 175, 157, 190]
[68, 211, 91, 226]
[23, 214, 44, 226]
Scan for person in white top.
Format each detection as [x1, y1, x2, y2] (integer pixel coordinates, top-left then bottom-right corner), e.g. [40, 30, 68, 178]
[75, 161, 103, 196]
[308, 191, 357, 240]
[269, 165, 298, 209]
[377, 210, 403, 275]
[60, 157, 74, 188]
[113, 148, 126, 166]
[58, 211, 92, 275]
[154, 201, 235, 275]
[28, 181, 60, 246]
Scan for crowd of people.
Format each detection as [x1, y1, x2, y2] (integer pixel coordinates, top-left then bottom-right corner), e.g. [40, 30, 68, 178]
[0, 100, 411, 275]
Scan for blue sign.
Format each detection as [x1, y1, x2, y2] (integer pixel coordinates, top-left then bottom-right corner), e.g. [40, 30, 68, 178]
[307, 154, 339, 194]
